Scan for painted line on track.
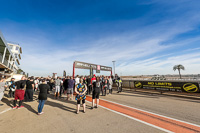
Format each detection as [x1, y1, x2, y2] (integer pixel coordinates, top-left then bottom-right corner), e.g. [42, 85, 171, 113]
[0, 108, 12, 115]
[100, 98, 200, 128]
[85, 100, 173, 133]
[86, 96, 200, 133]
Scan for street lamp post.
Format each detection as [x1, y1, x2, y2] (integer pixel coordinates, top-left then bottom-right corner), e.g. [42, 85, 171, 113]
[112, 61, 116, 77]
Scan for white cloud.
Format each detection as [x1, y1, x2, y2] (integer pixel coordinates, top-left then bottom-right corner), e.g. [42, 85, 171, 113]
[117, 51, 200, 75]
[1, 0, 200, 76]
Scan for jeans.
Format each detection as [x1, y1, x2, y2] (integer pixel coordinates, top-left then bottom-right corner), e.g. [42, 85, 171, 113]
[38, 100, 46, 113]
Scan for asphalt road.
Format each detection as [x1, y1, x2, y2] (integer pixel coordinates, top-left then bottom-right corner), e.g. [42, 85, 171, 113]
[0, 89, 200, 133]
[100, 90, 200, 126]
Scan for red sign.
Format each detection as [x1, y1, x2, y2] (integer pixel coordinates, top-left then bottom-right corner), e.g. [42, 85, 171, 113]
[97, 65, 100, 70]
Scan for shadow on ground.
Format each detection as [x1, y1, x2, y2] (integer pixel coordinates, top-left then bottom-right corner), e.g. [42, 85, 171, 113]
[1, 98, 12, 107]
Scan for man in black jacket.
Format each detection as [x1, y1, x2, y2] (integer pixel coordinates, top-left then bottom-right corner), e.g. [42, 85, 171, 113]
[63, 76, 69, 95]
[25, 77, 34, 102]
[86, 76, 91, 95]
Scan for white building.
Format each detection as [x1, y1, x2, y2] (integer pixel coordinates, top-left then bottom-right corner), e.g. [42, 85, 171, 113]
[0, 30, 23, 74]
[7, 42, 22, 73]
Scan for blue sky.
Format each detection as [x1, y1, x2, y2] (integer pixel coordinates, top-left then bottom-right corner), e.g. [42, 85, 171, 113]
[0, 0, 200, 76]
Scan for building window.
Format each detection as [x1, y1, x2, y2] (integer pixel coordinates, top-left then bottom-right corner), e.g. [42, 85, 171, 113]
[15, 53, 18, 58]
[16, 46, 19, 51]
[9, 45, 13, 50]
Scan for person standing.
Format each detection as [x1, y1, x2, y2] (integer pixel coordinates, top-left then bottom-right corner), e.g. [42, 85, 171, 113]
[86, 76, 91, 95]
[0, 77, 7, 106]
[63, 76, 69, 95]
[13, 76, 26, 109]
[108, 76, 113, 94]
[50, 78, 54, 91]
[75, 75, 80, 85]
[103, 76, 108, 96]
[38, 79, 50, 115]
[91, 74, 96, 94]
[116, 77, 122, 93]
[100, 75, 104, 96]
[91, 74, 96, 84]
[25, 77, 34, 102]
[60, 78, 64, 97]
[46, 77, 51, 94]
[34, 78, 39, 92]
[67, 76, 74, 100]
[54, 77, 61, 98]
[75, 77, 87, 114]
[9, 78, 15, 98]
[92, 77, 101, 109]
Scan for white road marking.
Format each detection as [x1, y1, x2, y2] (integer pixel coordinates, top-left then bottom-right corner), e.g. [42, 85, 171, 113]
[85, 100, 174, 133]
[100, 98, 200, 128]
[0, 108, 12, 115]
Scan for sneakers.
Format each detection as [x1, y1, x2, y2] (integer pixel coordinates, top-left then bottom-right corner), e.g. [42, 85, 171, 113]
[38, 112, 44, 115]
[17, 106, 24, 109]
[12, 106, 17, 109]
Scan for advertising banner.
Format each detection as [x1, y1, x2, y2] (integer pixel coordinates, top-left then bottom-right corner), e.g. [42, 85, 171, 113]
[134, 80, 200, 93]
[96, 65, 100, 73]
[74, 61, 112, 71]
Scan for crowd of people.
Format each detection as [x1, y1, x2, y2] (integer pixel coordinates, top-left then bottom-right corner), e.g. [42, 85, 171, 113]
[0, 74, 123, 115]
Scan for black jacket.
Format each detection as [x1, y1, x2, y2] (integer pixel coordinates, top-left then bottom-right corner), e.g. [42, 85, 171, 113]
[63, 79, 69, 88]
[38, 84, 49, 100]
[15, 80, 27, 90]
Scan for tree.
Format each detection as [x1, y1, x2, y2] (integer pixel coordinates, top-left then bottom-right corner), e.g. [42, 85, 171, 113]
[173, 64, 185, 79]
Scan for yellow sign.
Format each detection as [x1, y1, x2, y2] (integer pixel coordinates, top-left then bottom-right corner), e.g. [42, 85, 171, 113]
[183, 83, 198, 93]
[135, 82, 142, 88]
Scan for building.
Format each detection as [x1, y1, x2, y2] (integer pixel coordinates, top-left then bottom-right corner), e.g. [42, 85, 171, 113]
[7, 42, 22, 73]
[0, 30, 23, 75]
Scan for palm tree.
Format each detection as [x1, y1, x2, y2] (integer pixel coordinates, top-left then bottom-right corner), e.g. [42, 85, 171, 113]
[173, 64, 185, 79]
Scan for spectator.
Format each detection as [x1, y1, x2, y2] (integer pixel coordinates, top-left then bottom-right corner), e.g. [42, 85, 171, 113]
[34, 78, 39, 92]
[63, 76, 69, 95]
[75, 75, 80, 85]
[67, 76, 74, 100]
[60, 78, 64, 97]
[54, 77, 61, 98]
[25, 77, 34, 102]
[108, 76, 113, 94]
[9, 78, 15, 98]
[38, 79, 50, 115]
[86, 76, 91, 95]
[0, 77, 7, 106]
[116, 77, 122, 93]
[91, 77, 100, 109]
[50, 78, 54, 91]
[75, 77, 87, 114]
[13, 76, 26, 109]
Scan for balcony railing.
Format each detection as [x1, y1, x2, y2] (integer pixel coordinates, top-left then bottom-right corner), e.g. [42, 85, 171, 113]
[3, 59, 8, 67]
[0, 53, 2, 62]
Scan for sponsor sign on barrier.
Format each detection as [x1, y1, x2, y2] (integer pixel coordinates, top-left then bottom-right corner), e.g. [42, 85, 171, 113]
[134, 81, 200, 93]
